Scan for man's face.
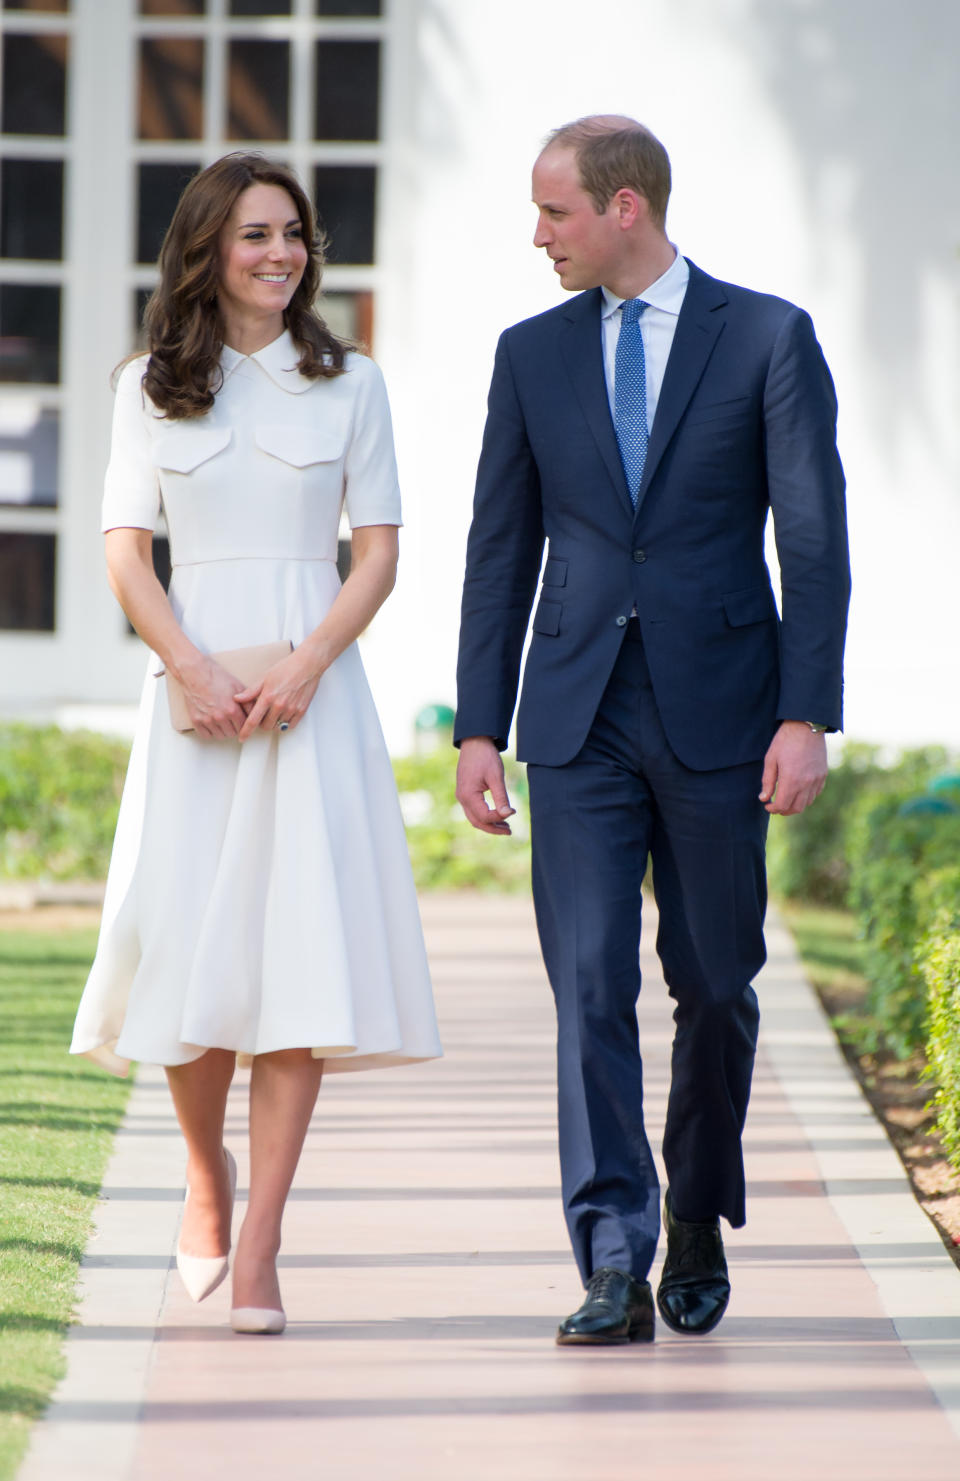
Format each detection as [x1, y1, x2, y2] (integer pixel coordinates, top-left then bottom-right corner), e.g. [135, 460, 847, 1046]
[532, 146, 621, 292]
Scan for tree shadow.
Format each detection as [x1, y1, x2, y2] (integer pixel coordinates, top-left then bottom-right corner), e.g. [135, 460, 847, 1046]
[739, 0, 960, 451]
[0, 1385, 50, 1418]
[0, 1237, 84, 1262]
[0, 1174, 102, 1196]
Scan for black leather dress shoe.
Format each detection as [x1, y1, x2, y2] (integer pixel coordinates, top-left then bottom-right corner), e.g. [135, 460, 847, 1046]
[556, 1267, 655, 1345]
[656, 1191, 730, 1335]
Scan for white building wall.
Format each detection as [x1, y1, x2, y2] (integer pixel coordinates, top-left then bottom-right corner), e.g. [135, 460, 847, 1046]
[3, 0, 957, 755]
[368, 0, 960, 753]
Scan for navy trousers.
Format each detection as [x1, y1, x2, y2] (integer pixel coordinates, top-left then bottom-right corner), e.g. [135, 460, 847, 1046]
[527, 621, 768, 1285]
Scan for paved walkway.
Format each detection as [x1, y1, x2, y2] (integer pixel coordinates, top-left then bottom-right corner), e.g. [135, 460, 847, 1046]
[18, 895, 960, 1481]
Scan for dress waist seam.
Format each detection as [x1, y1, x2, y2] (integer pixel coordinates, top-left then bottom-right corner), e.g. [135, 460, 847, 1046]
[170, 555, 338, 569]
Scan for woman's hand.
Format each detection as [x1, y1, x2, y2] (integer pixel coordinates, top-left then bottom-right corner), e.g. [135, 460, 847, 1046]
[234, 647, 322, 741]
[234, 525, 399, 743]
[104, 528, 251, 740]
[179, 654, 252, 740]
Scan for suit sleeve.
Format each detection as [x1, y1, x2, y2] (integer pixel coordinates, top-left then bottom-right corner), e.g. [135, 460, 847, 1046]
[763, 309, 851, 730]
[454, 331, 545, 751]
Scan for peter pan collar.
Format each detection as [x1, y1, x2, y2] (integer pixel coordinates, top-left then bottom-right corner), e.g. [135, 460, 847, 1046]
[219, 329, 314, 394]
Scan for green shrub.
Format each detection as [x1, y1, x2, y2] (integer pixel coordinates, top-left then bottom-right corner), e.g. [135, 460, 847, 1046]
[917, 868, 960, 1172]
[767, 744, 950, 907]
[0, 725, 130, 881]
[0, 725, 529, 894]
[847, 793, 960, 1057]
[392, 748, 531, 893]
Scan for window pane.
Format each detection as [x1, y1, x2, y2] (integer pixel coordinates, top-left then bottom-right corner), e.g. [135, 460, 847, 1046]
[314, 165, 375, 264]
[0, 285, 61, 383]
[0, 401, 58, 506]
[139, 37, 205, 141]
[314, 40, 379, 141]
[0, 160, 64, 261]
[139, 1, 205, 12]
[137, 161, 200, 265]
[0, 531, 55, 630]
[229, 0, 290, 13]
[227, 40, 289, 140]
[321, 291, 358, 343]
[1, 34, 68, 136]
[317, 0, 381, 12]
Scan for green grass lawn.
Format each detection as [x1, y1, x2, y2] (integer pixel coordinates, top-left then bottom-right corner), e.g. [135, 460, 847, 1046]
[0, 925, 130, 1481]
[779, 899, 881, 1049]
[779, 900, 868, 997]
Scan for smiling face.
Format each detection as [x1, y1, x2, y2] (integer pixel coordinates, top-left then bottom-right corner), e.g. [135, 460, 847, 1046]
[217, 182, 308, 340]
[532, 145, 625, 293]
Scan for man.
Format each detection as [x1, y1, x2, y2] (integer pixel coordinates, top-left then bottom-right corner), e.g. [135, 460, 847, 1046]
[454, 116, 850, 1345]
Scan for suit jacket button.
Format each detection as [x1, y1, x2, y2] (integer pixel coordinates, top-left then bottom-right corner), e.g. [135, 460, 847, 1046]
[616, 615, 627, 627]
[632, 549, 647, 563]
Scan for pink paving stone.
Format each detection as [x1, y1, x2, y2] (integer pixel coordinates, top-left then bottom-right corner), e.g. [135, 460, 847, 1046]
[36, 895, 960, 1481]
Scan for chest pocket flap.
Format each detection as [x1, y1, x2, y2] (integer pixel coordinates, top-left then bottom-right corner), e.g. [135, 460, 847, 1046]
[723, 585, 776, 627]
[153, 426, 232, 473]
[255, 425, 347, 468]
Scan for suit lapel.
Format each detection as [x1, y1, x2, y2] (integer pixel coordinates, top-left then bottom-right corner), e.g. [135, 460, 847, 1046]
[634, 260, 728, 516]
[558, 288, 634, 518]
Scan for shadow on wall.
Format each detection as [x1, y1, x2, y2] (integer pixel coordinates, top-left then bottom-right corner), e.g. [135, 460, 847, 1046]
[739, 0, 960, 447]
[417, 0, 473, 163]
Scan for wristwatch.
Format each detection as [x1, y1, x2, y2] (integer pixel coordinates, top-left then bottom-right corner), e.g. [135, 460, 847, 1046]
[805, 722, 829, 734]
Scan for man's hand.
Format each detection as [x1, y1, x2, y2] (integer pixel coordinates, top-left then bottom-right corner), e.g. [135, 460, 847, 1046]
[759, 721, 828, 816]
[456, 736, 517, 835]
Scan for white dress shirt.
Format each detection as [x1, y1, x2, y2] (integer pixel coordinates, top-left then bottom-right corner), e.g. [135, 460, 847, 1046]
[600, 249, 690, 431]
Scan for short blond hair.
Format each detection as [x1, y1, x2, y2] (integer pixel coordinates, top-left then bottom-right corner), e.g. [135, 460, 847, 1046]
[545, 115, 671, 229]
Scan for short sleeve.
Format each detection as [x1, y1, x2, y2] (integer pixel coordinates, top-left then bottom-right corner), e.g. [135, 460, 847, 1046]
[342, 354, 403, 529]
[101, 357, 162, 533]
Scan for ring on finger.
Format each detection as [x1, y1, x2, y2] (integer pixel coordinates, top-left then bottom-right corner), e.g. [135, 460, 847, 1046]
[278, 720, 290, 732]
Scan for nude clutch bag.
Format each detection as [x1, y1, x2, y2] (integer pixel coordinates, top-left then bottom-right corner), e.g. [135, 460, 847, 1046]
[159, 641, 294, 733]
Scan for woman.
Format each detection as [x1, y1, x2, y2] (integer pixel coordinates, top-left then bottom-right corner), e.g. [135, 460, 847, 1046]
[70, 154, 442, 1335]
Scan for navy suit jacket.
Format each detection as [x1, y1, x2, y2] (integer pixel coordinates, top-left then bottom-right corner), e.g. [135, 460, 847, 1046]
[455, 260, 851, 772]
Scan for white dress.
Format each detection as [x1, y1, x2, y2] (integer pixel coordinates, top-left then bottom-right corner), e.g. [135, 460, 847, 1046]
[70, 331, 442, 1077]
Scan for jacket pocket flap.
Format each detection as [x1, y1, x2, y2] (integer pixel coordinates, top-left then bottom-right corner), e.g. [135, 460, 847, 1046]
[532, 598, 562, 636]
[153, 426, 232, 473]
[723, 586, 775, 627]
[542, 557, 567, 588]
[255, 425, 346, 467]
[685, 395, 752, 427]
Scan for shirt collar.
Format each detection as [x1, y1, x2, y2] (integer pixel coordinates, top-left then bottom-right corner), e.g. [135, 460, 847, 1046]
[219, 329, 314, 394]
[600, 248, 690, 320]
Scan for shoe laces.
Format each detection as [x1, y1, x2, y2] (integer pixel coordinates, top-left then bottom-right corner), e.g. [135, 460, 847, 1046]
[587, 1267, 625, 1302]
[671, 1221, 722, 1274]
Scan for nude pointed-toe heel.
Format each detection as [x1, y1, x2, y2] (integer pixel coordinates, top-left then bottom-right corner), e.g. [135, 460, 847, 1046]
[230, 1307, 287, 1335]
[176, 1148, 237, 1303]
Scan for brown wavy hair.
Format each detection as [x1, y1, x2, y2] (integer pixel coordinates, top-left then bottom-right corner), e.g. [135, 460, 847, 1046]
[141, 153, 348, 419]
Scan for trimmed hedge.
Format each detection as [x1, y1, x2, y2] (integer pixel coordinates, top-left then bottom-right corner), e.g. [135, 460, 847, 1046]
[0, 724, 531, 895]
[766, 744, 949, 907]
[0, 725, 129, 881]
[919, 871, 960, 1168]
[846, 793, 960, 1057]
[770, 742, 960, 1171]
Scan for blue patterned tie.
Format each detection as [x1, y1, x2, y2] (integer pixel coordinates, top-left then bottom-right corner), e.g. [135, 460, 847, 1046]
[614, 298, 649, 508]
